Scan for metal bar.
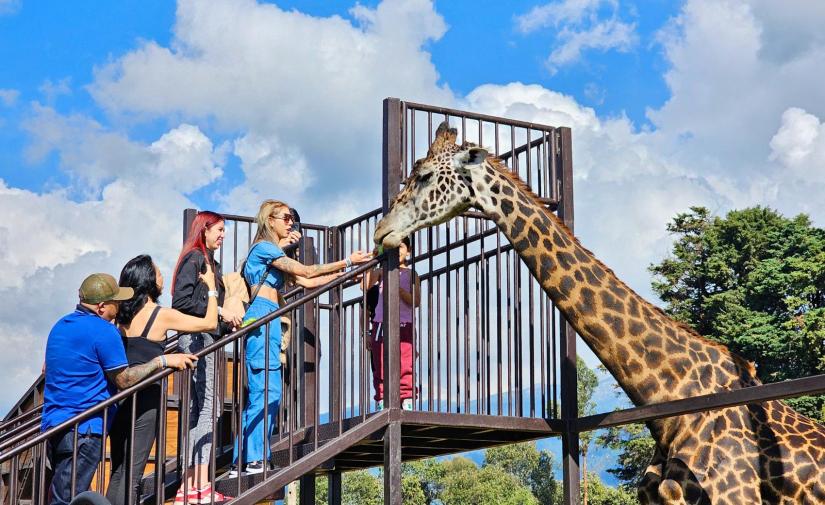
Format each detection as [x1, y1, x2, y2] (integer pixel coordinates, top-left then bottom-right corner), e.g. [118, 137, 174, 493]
[383, 421, 402, 505]
[557, 126, 580, 505]
[403, 101, 557, 133]
[577, 373, 825, 432]
[328, 471, 342, 505]
[70, 427, 78, 499]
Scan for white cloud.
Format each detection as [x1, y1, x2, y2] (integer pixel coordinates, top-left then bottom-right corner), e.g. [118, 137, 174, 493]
[221, 132, 314, 215]
[515, 0, 637, 73]
[22, 104, 224, 194]
[0, 88, 19, 106]
[0, 177, 197, 410]
[515, 0, 603, 33]
[546, 18, 636, 71]
[1, 0, 456, 410]
[88, 0, 454, 224]
[648, 0, 825, 222]
[769, 107, 825, 183]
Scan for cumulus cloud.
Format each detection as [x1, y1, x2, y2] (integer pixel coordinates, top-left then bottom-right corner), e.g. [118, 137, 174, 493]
[648, 0, 825, 223]
[22, 104, 224, 194]
[515, 0, 637, 73]
[0, 177, 198, 409]
[769, 107, 825, 180]
[1, 109, 227, 409]
[88, 0, 454, 223]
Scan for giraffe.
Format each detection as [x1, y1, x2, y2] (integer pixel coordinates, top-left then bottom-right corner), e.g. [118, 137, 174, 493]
[373, 122, 825, 505]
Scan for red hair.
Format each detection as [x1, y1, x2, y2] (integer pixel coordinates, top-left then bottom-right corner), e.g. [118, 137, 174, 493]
[171, 210, 224, 294]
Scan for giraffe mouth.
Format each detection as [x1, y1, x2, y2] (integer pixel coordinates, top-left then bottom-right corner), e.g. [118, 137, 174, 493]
[373, 219, 404, 248]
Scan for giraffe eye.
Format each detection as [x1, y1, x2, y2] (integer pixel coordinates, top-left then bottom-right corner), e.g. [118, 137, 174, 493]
[418, 172, 433, 184]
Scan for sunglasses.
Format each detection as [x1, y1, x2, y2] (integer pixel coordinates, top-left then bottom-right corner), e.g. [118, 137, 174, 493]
[272, 213, 294, 223]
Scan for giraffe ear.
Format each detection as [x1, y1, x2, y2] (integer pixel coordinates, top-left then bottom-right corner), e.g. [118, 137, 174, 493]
[465, 147, 488, 166]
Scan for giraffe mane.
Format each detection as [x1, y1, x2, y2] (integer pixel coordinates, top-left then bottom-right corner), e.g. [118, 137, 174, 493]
[479, 150, 758, 380]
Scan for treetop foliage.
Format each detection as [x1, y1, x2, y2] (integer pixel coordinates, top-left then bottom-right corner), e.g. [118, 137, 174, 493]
[649, 206, 825, 419]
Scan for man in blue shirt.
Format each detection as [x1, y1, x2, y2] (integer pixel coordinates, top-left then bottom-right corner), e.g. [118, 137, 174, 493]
[42, 273, 195, 505]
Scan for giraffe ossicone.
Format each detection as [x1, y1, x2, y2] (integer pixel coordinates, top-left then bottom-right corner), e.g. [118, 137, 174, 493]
[374, 121, 825, 505]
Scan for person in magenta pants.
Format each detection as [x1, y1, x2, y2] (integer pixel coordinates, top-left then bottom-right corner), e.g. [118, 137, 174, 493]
[363, 236, 420, 410]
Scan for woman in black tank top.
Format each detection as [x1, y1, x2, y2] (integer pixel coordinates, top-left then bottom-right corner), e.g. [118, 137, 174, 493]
[106, 255, 218, 505]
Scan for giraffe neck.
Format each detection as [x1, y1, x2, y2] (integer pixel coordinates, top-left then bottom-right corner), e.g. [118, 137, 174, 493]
[472, 165, 756, 408]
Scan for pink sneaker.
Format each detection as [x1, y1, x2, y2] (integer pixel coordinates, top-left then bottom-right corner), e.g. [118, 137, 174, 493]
[173, 488, 200, 505]
[194, 484, 232, 504]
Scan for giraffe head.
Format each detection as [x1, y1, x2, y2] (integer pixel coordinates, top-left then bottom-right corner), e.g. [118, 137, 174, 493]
[375, 121, 488, 248]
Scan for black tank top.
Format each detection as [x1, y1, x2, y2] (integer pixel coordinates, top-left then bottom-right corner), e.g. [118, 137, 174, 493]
[124, 306, 165, 366]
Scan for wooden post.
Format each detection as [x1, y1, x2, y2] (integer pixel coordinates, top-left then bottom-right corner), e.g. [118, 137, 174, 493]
[382, 97, 404, 505]
[557, 127, 580, 505]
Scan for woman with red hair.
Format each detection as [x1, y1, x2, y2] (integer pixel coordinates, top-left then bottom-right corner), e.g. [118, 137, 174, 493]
[171, 211, 242, 503]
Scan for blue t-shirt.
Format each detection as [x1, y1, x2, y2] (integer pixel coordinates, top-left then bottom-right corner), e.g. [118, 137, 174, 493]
[244, 241, 286, 290]
[41, 305, 128, 435]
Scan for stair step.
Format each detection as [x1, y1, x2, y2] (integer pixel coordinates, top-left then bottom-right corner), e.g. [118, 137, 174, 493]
[213, 471, 284, 501]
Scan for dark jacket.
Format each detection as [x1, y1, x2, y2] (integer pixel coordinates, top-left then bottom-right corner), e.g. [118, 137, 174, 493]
[172, 250, 226, 336]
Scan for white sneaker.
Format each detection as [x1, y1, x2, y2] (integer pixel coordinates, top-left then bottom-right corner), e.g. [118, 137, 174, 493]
[245, 460, 265, 475]
[402, 399, 413, 411]
[376, 400, 383, 411]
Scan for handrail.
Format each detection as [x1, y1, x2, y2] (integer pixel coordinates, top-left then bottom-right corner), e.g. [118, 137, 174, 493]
[0, 257, 381, 462]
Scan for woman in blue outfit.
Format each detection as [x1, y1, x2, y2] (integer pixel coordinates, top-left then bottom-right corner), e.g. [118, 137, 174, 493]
[231, 199, 371, 475]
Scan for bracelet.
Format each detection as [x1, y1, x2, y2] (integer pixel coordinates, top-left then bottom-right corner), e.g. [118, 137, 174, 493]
[207, 290, 219, 298]
[159, 355, 167, 368]
[345, 257, 352, 268]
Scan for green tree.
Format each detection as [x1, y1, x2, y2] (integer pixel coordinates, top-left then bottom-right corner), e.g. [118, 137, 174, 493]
[402, 474, 428, 504]
[484, 442, 540, 488]
[483, 442, 559, 502]
[402, 459, 445, 504]
[308, 471, 382, 505]
[649, 206, 825, 420]
[597, 422, 656, 488]
[440, 457, 538, 505]
[577, 357, 599, 505]
[584, 473, 639, 505]
[342, 471, 382, 505]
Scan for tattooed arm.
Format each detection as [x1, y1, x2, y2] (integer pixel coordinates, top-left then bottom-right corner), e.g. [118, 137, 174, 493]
[272, 250, 372, 279]
[106, 353, 197, 389]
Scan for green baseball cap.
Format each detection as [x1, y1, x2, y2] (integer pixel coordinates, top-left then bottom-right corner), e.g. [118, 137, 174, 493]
[78, 273, 134, 304]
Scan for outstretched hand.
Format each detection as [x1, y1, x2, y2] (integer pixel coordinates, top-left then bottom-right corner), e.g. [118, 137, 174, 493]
[349, 250, 372, 265]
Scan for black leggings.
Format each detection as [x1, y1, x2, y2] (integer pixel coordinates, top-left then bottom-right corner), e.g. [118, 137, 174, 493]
[106, 386, 160, 505]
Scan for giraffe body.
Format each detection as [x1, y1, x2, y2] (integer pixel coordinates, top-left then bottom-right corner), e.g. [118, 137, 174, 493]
[374, 122, 825, 504]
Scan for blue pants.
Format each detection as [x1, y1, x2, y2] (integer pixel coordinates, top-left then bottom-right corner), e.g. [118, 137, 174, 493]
[48, 429, 102, 505]
[234, 363, 281, 464]
[233, 299, 282, 465]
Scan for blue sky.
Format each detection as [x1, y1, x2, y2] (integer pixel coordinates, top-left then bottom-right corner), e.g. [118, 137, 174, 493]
[2, 0, 825, 482]
[0, 0, 677, 195]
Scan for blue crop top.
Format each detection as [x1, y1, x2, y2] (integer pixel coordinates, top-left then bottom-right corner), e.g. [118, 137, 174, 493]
[244, 241, 286, 290]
